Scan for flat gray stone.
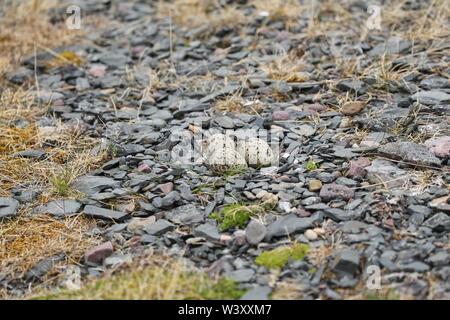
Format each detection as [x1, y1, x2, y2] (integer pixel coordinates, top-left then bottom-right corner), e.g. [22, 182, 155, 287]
[36, 199, 81, 217]
[240, 286, 271, 300]
[83, 205, 128, 221]
[411, 90, 450, 106]
[365, 159, 410, 188]
[165, 204, 204, 225]
[225, 269, 255, 283]
[266, 213, 322, 240]
[331, 249, 361, 277]
[12, 149, 46, 160]
[379, 141, 441, 167]
[193, 223, 221, 242]
[144, 219, 175, 236]
[0, 197, 20, 219]
[245, 220, 267, 245]
[71, 175, 121, 195]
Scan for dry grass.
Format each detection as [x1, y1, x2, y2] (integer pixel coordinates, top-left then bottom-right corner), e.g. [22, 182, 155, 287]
[252, 0, 303, 27]
[32, 253, 244, 300]
[0, 0, 83, 78]
[156, 0, 246, 37]
[214, 90, 264, 114]
[0, 0, 107, 299]
[272, 280, 302, 300]
[383, 0, 450, 42]
[261, 49, 309, 82]
[0, 103, 107, 199]
[0, 213, 99, 279]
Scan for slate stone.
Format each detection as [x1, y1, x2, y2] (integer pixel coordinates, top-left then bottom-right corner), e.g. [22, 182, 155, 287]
[25, 254, 64, 281]
[336, 79, 366, 94]
[331, 249, 361, 277]
[84, 242, 114, 265]
[83, 205, 128, 221]
[11, 149, 46, 160]
[266, 213, 322, 240]
[245, 220, 267, 245]
[225, 269, 255, 283]
[193, 223, 221, 242]
[320, 183, 354, 201]
[365, 159, 409, 188]
[36, 199, 82, 217]
[144, 219, 175, 236]
[324, 208, 361, 221]
[423, 213, 450, 232]
[0, 197, 20, 219]
[379, 141, 441, 167]
[240, 286, 271, 300]
[71, 176, 121, 195]
[165, 204, 204, 225]
[411, 90, 450, 106]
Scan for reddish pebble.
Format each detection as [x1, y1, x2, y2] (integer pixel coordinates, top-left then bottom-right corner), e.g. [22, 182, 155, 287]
[88, 64, 106, 78]
[84, 241, 113, 265]
[158, 182, 174, 195]
[138, 163, 151, 173]
[347, 157, 371, 179]
[272, 110, 290, 121]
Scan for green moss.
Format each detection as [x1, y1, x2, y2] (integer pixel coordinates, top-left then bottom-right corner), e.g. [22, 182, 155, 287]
[304, 160, 318, 171]
[209, 204, 253, 231]
[199, 278, 245, 300]
[255, 243, 309, 269]
[209, 196, 278, 231]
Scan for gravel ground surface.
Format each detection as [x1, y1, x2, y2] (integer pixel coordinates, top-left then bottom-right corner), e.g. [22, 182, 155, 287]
[1, 0, 449, 299]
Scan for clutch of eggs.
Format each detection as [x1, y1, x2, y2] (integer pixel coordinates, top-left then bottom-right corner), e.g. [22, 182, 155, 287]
[236, 137, 274, 168]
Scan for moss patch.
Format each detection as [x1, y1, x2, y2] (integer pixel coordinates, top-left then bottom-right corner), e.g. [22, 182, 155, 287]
[304, 160, 318, 171]
[209, 204, 255, 231]
[209, 198, 276, 231]
[255, 243, 309, 269]
[34, 262, 244, 300]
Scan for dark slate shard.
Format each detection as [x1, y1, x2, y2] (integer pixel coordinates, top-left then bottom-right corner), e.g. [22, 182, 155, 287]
[320, 183, 354, 201]
[336, 79, 367, 94]
[240, 286, 271, 300]
[0, 197, 20, 219]
[193, 223, 221, 242]
[71, 175, 121, 195]
[367, 38, 411, 56]
[423, 212, 450, 232]
[83, 205, 128, 221]
[165, 204, 204, 225]
[144, 219, 175, 236]
[410, 90, 450, 106]
[331, 249, 361, 277]
[11, 149, 47, 160]
[25, 254, 65, 282]
[324, 208, 362, 222]
[398, 261, 430, 273]
[378, 141, 441, 167]
[36, 199, 81, 217]
[266, 213, 322, 240]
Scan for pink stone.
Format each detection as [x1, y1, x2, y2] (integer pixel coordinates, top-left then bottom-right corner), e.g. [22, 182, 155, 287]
[138, 163, 151, 173]
[347, 157, 371, 178]
[305, 103, 328, 115]
[320, 183, 354, 201]
[272, 110, 290, 121]
[84, 241, 113, 265]
[424, 136, 450, 158]
[88, 64, 107, 78]
[295, 207, 311, 217]
[158, 182, 174, 195]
